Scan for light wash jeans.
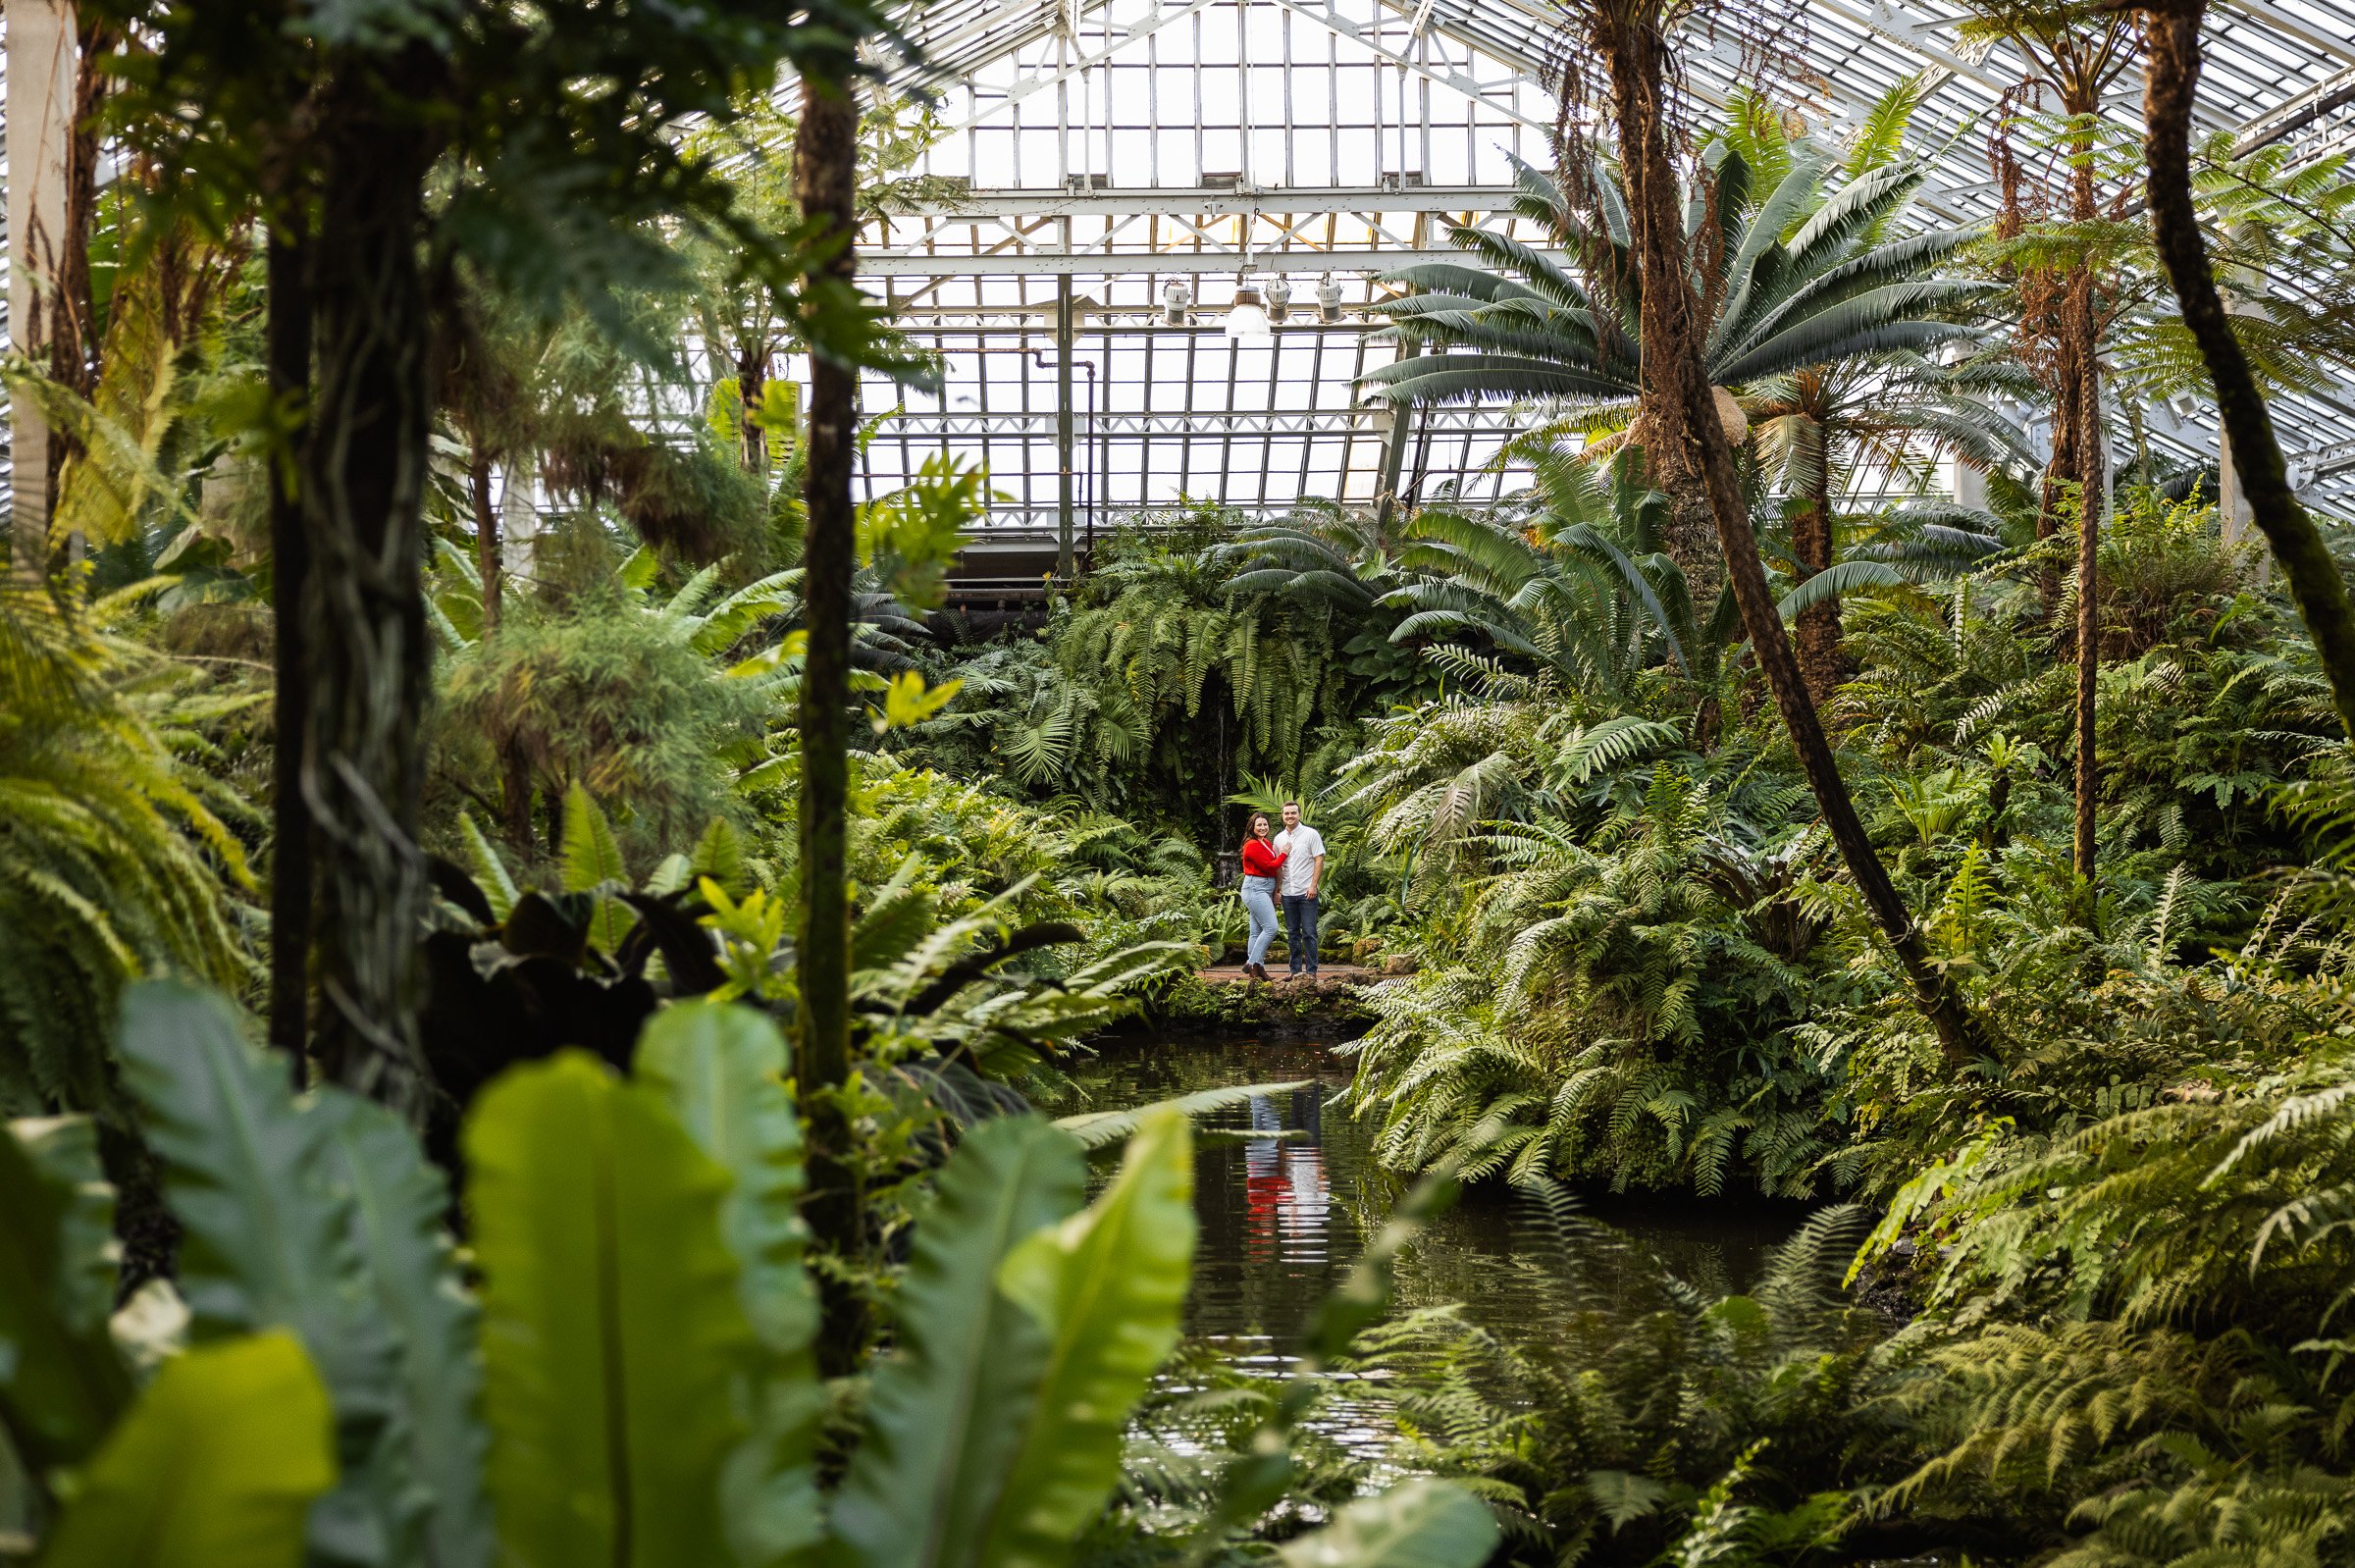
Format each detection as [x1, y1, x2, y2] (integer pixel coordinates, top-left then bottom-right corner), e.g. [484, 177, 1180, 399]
[1241, 875, 1281, 967]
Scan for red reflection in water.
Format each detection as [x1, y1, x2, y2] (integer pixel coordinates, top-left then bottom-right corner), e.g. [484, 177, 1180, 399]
[1241, 1093, 1330, 1262]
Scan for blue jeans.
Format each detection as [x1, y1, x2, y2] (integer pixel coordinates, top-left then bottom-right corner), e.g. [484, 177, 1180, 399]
[1242, 876, 1280, 967]
[1282, 894, 1320, 974]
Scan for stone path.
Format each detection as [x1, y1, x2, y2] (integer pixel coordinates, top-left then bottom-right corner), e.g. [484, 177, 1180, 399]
[1195, 964, 1385, 988]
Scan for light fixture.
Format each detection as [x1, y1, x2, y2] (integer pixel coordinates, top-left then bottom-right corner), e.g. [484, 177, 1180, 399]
[1226, 279, 1272, 343]
[1162, 280, 1192, 326]
[1318, 275, 1344, 323]
[1266, 278, 1292, 325]
[2168, 391, 2200, 421]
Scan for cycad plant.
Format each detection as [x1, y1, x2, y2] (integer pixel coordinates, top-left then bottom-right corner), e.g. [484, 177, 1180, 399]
[0, 573, 253, 1117]
[1364, 91, 1985, 602]
[0, 983, 1500, 1568]
[1382, 446, 1703, 703]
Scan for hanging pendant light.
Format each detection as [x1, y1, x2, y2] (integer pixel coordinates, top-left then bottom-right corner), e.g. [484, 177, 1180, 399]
[1226, 279, 1272, 343]
[1317, 275, 1344, 324]
[1265, 278, 1292, 325]
[1162, 280, 1193, 326]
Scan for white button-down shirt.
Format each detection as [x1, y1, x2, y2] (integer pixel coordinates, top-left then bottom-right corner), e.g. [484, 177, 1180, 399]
[1273, 824, 1325, 897]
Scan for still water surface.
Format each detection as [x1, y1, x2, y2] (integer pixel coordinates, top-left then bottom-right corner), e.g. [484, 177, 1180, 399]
[1055, 1033, 1808, 1459]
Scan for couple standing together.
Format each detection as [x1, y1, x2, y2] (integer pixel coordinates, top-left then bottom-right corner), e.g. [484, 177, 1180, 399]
[1238, 801, 1326, 982]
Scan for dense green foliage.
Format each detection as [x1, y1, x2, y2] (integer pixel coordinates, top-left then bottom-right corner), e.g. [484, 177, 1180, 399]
[21, 2, 2355, 1563]
[0, 987, 1498, 1568]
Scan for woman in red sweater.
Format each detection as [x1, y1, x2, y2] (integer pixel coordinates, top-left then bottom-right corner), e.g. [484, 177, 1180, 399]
[1239, 811, 1286, 981]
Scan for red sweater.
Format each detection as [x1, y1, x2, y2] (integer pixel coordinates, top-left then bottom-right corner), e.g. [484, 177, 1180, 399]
[1240, 839, 1286, 879]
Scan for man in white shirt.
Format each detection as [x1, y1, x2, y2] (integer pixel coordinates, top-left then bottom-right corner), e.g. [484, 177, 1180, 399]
[1273, 801, 1327, 977]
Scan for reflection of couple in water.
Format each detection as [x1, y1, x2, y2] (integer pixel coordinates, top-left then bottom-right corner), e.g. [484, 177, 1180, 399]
[1242, 1089, 1330, 1263]
[1237, 800, 1327, 982]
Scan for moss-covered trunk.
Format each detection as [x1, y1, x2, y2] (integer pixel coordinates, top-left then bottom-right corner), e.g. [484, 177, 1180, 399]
[793, 78, 867, 1374]
[2139, 0, 2355, 741]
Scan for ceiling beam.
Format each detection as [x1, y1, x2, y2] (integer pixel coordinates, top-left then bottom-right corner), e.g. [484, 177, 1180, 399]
[891, 182, 1522, 217]
[938, 0, 1221, 131]
[1255, 0, 1553, 132]
[862, 243, 1542, 275]
[2235, 62, 2355, 153]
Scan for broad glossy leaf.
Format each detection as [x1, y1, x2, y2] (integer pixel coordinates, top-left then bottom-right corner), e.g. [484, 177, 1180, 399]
[40, 1331, 336, 1568]
[468, 1051, 756, 1568]
[976, 1110, 1196, 1568]
[323, 1095, 493, 1568]
[456, 811, 519, 922]
[113, 982, 399, 1562]
[1052, 1080, 1310, 1151]
[635, 1002, 820, 1566]
[0, 1116, 131, 1467]
[560, 783, 635, 951]
[1276, 1479, 1500, 1568]
[830, 1117, 1087, 1568]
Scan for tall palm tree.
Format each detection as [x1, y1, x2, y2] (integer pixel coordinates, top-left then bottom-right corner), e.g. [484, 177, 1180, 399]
[1363, 116, 1988, 605]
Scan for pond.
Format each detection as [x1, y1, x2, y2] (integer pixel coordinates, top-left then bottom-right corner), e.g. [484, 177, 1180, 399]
[1054, 1031, 1812, 1461]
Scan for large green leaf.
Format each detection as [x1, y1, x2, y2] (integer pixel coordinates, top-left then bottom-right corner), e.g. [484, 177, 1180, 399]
[112, 981, 398, 1562]
[830, 1117, 1088, 1568]
[560, 783, 635, 951]
[0, 1116, 131, 1468]
[323, 1096, 494, 1568]
[975, 1109, 1196, 1568]
[468, 1051, 756, 1568]
[1275, 1479, 1500, 1568]
[634, 1002, 820, 1567]
[1051, 1081, 1310, 1151]
[39, 1331, 336, 1568]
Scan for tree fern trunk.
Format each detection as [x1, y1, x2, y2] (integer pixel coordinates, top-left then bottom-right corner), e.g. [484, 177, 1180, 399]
[1595, 0, 1983, 1068]
[266, 223, 313, 1074]
[302, 64, 442, 1118]
[2139, 0, 2355, 741]
[469, 444, 501, 636]
[738, 342, 768, 473]
[793, 78, 866, 1375]
[2069, 265, 2102, 891]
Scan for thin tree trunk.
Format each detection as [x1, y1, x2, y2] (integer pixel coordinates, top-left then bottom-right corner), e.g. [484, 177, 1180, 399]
[794, 78, 865, 1375]
[2037, 338, 2081, 617]
[2067, 132, 2103, 893]
[1794, 416, 1845, 704]
[469, 444, 501, 635]
[739, 343, 769, 473]
[2070, 268, 2102, 889]
[266, 225, 314, 1076]
[303, 70, 441, 1118]
[2139, 0, 2355, 740]
[1596, 0, 1983, 1068]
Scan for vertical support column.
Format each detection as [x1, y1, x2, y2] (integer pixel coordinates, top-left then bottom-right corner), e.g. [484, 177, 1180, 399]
[2216, 244, 2269, 579]
[1373, 348, 1420, 533]
[1056, 273, 1075, 579]
[8, 0, 76, 566]
[1953, 457, 1987, 511]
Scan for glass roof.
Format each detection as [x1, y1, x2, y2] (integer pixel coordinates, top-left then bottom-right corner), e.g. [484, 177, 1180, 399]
[10, 3, 2355, 529]
[839, 0, 2355, 540]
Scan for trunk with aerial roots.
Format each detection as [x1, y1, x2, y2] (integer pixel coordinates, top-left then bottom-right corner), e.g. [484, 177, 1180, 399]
[302, 65, 442, 1117]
